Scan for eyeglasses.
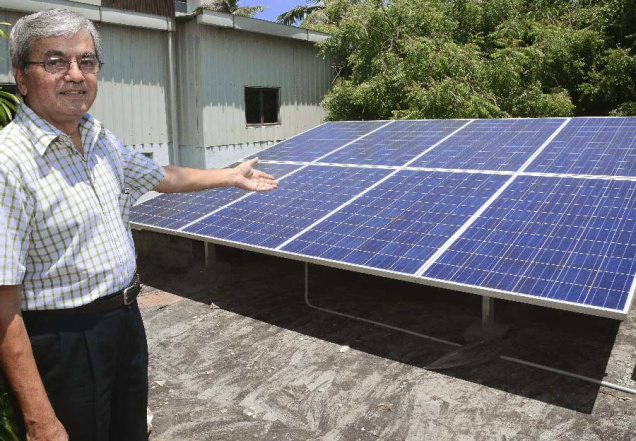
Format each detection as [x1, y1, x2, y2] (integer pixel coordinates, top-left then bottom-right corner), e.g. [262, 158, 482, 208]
[26, 57, 104, 75]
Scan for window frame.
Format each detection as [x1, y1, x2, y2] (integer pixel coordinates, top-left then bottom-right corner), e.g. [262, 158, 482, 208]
[244, 86, 281, 127]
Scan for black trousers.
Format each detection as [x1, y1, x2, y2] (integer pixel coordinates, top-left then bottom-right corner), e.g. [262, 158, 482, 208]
[17, 301, 149, 441]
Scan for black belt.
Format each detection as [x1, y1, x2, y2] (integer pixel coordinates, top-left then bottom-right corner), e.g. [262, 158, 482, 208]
[22, 275, 141, 317]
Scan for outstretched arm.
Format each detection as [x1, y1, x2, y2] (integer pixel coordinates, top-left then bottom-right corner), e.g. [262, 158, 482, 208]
[153, 158, 278, 193]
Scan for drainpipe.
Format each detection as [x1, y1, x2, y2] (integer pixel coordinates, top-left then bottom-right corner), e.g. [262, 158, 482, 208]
[168, 27, 180, 166]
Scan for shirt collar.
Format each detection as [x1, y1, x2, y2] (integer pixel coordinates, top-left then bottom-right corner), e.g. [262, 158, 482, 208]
[14, 103, 105, 156]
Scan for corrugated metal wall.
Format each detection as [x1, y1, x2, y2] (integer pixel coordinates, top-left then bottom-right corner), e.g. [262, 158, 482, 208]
[0, 8, 333, 160]
[181, 21, 333, 148]
[0, 11, 172, 147]
[0, 10, 21, 84]
[176, 19, 203, 149]
[91, 23, 171, 146]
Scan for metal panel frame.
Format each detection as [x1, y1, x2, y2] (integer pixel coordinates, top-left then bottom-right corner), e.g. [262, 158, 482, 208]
[131, 221, 630, 320]
[131, 117, 636, 320]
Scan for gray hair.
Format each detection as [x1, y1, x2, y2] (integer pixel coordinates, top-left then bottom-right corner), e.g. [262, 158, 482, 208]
[10, 8, 101, 71]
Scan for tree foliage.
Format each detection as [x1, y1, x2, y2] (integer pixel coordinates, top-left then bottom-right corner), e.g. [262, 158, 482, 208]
[277, 1, 326, 27]
[313, 0, 636, 120]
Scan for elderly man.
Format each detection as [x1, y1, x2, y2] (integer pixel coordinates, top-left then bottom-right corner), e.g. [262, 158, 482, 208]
[0, 8, 278, 440]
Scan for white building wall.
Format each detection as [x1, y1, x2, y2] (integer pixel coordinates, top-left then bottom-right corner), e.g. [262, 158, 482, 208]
[91, 23, 171, 148]
[0, 8, 173, 165]
[175, 19, 203, 151]
[198, 24, 332, 148]
[0, 9, 22, 83]
[0, 6, 333, 169]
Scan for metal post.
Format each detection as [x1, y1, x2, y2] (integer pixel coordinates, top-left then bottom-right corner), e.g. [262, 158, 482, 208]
[482, 296, 495, 327]
[299, 268, 635, 394]
[167, 29, 180, 166]
[204, 242, 216, 267]
[304, 262, 309, 299]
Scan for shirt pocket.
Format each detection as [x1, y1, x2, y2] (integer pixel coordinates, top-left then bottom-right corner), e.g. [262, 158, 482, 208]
[118, 188, 132, 226]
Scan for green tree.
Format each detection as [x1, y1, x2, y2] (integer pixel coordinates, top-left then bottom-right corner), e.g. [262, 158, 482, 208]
[277, 1, 326, 27]
[317, 0, 635, 120]
[194, 0, 266, 18]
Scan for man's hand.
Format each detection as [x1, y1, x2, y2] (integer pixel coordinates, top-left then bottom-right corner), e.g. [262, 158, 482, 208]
[232, 158, 278, 192]
[155, 158, 278, 193]
[26, 417, 68, 441]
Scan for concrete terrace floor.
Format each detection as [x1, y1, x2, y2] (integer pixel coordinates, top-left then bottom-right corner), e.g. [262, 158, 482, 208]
[135, 236, 636, 441]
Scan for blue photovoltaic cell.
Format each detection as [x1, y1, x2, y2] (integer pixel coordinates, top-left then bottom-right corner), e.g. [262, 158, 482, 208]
[319, 120, 468, 166]
[130, 116, 636, 317]
[424, 176, 636, 311]
[252, 121, 388, 162]
[183, 165, 391, 248]
[414, 118, 565, 171]
[282, 171, 508, 274]
[527, 117, 636, 176]
[130, 163, 302, 230]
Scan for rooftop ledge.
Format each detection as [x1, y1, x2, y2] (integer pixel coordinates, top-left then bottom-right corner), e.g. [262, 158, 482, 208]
[195, 10, 330, 43]
[1, 0, 174, 32]
[0, 1, 329, 39]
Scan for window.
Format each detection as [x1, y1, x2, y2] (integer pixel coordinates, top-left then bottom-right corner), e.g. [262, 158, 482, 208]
[245, 87, 280, 125]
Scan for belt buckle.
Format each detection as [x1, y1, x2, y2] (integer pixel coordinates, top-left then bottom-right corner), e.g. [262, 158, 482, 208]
[123, 274, 140, 306]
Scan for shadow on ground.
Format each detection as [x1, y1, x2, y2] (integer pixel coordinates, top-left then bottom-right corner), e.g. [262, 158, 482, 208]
[138, 243, 619, 415]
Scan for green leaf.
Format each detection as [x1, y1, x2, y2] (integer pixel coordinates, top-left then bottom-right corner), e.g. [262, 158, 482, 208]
[0, 376, 21, 441]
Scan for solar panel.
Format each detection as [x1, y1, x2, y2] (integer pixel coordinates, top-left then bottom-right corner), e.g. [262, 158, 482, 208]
[320, 120, 468, 166]
[252, 121, 388, 162]
[527, 117, 636, 176]
[423, 176, 636, 312]
[130, 116, 636, 319]
[282, 171, 508, 274]
[130, 163, 302, 230]
[415, 119, 565, 171]
[183, 165, 391, 248]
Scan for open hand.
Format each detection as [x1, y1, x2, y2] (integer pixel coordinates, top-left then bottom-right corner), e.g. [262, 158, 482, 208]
[233, 158, 278, 192]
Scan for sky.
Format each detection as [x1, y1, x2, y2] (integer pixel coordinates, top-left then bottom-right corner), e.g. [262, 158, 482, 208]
[240, 0, 307, 23]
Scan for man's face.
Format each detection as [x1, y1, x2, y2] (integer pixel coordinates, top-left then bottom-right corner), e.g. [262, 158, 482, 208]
[14, 30, 98, 132]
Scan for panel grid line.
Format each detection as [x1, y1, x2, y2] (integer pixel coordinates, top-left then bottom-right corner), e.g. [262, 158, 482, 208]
[176, 166, 305, 231]
[414, 118, 572, 277]
[274, 120, 475, 251]
[130, 116, 636, 319]
[311, 121, 396, 162]
[176, 122, 396, 232]
[256, 162, 636, 182]
[423, 176, 636, 312]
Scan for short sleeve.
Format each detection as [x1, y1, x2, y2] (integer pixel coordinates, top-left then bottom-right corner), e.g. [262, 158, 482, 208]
[0, 165, 32, 285]
[119, 145, 165, 204]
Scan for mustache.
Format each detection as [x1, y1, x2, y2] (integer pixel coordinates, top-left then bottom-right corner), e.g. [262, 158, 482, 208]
[58, 85, 88, 93]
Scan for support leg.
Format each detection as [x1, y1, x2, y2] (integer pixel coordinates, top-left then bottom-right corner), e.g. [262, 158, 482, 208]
[204, 242, 216, 267]
[305, 262, 636, 395]
[299, 264, 635, 394]
[303, 262, 461, 347]
[482, 296, 495, 327]
[304, 262, 309, 300]
[465, 296, 506, 342]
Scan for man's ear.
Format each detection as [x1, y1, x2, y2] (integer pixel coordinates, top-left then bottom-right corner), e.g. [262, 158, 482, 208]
[14, 67, 27, 97]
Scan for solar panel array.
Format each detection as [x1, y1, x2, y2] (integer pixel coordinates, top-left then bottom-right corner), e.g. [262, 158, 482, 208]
[131, 117, 636, 319]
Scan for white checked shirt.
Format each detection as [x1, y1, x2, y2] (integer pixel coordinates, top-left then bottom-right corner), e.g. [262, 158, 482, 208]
[0, 104, 165, 310]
